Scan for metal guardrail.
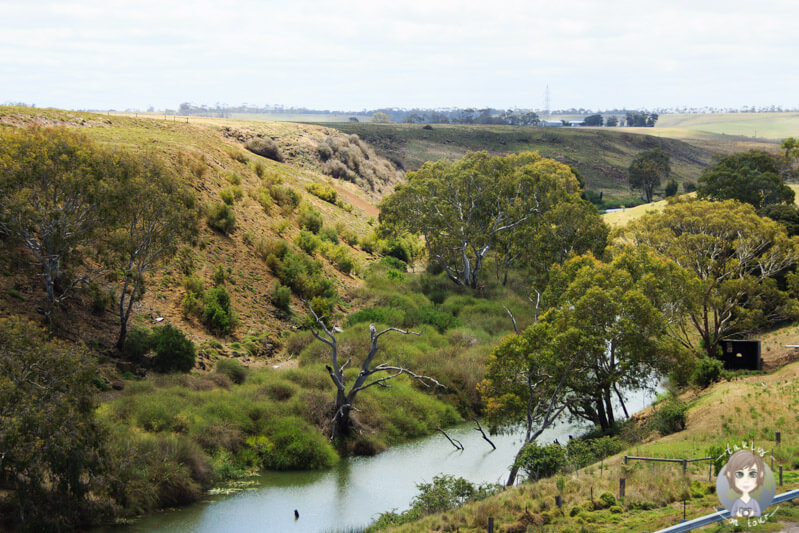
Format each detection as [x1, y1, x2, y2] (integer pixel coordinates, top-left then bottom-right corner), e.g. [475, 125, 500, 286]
[654, 489, 799, 533]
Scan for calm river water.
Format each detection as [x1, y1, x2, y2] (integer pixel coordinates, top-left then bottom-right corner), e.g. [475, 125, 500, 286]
[116, 386, 659, 533]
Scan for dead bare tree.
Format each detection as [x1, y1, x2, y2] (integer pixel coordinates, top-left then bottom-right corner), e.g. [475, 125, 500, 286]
[305, 302, 445, 441]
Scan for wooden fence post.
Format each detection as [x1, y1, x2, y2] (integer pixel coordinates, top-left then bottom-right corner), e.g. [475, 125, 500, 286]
[555, 495, 562, 508]
[619, 478, 626, 499]
[780, 466, 783, 486]
[487, 516, 494, 533]
[682, 460, 687, 475]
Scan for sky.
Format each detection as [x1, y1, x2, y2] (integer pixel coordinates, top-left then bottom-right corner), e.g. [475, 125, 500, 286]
[1, 0, 798, 112]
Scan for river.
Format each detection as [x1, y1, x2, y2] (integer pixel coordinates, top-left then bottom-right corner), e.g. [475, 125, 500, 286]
[116, 386, 660, 533]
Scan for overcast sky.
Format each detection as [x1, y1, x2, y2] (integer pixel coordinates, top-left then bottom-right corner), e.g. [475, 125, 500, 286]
[2, 0, 798, 111]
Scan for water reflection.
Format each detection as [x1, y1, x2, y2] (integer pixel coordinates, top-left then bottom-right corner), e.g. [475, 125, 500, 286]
[117, 384, 660, 533]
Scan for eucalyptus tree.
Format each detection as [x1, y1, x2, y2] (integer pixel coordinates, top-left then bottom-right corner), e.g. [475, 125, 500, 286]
[624, 198, 799, 357]
[0, 127, 114, 312]
[379, 151, 583, 289]
[628, 147, 670, 203]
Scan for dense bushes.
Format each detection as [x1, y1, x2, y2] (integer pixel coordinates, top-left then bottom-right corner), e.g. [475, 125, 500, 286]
[516, 442, 567, 481]
[245, 137, 283, 162]
[651, 397, 687, 435]
[0, 317, 110, 531]
[305, 183, 338, 204]
[317, 133, 401, 192]
[202, 286, 236, 334]
[263, 240, 337, 300]
[151, 324, 197, 373]
[691, 356, 723, 388]
[298, 204, 323, 233]
[206, 201, 236, 233]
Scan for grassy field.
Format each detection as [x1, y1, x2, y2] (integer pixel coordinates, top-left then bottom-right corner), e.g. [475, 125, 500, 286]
[655, 112, 799, 140]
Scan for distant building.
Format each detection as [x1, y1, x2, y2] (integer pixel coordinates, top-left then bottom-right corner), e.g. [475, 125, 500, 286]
[542, 120, 563, 127]
[569, 120, 584, 127]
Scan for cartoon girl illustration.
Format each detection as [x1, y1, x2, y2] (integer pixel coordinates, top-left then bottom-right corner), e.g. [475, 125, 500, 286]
[724, 449, 766, 517]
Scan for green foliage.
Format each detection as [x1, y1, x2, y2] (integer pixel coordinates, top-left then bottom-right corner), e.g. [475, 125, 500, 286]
[123, 326, 153, 360]
[295, 229, 321, 254]
[625, 198, 799, 358]
[371, 475, 501, 529]
[262, 417, 338, 470]
[272, 281, 292, 312]
[265, 245, 337, 300]
[215, 359, 249, 385]
[697, 150, 793, 209]
[650, 397, 687, 435]
[206, 201, 236, 233]
[298, 204, 323, 234]
[219, 187, 235, 205]
[628, 147, 670, 203]
[212, 264, 229, 286]
[321, 243, 358, 274]
[665, 179, 679, 197]
[0, 317, 109, 530]
[597, 491, 617, 509]
[379, 151, 587, 288]
[181, 274, 205, 316]
[202, 286, 236, 334]
[380, 256, 407, 272]
[245, 137, 283, 162]
[319, 226, 339, 244]
[305, 183, 338, 203]
[516, 442, 567, 481]
[151, 324, 196, 373]
[691, 356, 723, 388]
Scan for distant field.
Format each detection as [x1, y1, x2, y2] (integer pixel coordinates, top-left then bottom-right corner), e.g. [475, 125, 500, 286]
[228, 113, 371, 123]
[655, 112, 799, 139]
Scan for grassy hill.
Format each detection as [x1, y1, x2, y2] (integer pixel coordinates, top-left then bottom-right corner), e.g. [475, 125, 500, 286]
[0, 106, 403, 356]
[655, 112, 799, 140]
[319, 122, 719, 204]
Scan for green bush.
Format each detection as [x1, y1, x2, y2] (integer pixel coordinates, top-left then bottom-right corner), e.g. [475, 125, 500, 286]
[380, 256, 407, 272]
[691, 356, 722, 388]
[269, 185, 300, 210]
[597, 491, 617, 509]
[212, 264, 229, 286]
[263, 417, 338, 470]
[123, 327, 153, 360]
[651, 397, 687, 435]
[305, 183, 337, 204]
[665, 179, 679, 197]
[347, 306, 406, 327]
[202, 286, 236, 334]
[295, 230, 321, 254]
[265, 248, 336, 300]
[516, 442, 567, 481]
[219, 188, 235, 205]
[215, 359, 248, 385]
[319, 226, 339, 244]
[272, 282, 292, 312]
[245, 137, 283, 162]
[151, 324, 196, 373]
[381, 238, 412, 263]
[206, 202, 235, 233]
[298, 205, 323, 234]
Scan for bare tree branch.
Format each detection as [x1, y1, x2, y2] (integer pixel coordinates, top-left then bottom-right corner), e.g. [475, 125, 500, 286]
[437, 427, 464, 450]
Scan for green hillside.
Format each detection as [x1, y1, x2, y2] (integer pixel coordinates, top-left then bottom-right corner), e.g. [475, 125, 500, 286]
[655, 111, 799, 140]
[320, 122, 716, 202]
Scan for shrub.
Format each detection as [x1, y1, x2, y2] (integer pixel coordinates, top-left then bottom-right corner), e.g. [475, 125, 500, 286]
[516, 442, 567, 481]
[245, 137, 283, 162]
[253, 161, 265, 178]
[380, 256, 407, 272]
[206, 202, 235, 233]
[305, 183, 338, 204]
[212, 264, 229, 286]
[272, 282, 292, 312]
[219, 188, 235, 205]
[597, 491, 616, 509]
[319, 226, 339, 244]
[203, 287, 236, 334]
[269, 185, 300, 210]
[216, 359, 248, 384]
[381, 238, 411, 263]
[263, 417, 338, 470]
[683, 180, 697, 193]
[265, 247, 337, 300]
[225, 172, 241, 185]
[298, 205, 323, 234]
[295, 230, 321, 255]
[665, 179, 679, 197]
[123, 327, 153, 360]
[651, 397, 687, 435]
[151, 324, 196, 373]
[691, 356, 722, 388]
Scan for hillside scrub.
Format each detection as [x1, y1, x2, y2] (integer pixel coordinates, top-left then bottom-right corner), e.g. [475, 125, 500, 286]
[317, 133, 402, 193]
